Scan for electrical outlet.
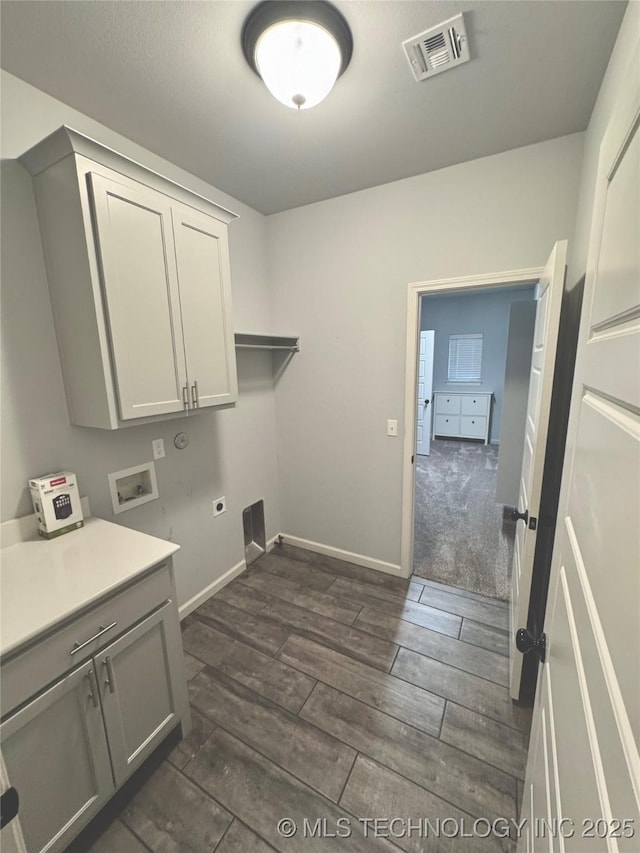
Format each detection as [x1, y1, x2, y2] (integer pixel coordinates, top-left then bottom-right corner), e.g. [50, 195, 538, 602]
[213, 497, 226, 517]
[152, 439, 165, 460]
[387, 419, 398, 437]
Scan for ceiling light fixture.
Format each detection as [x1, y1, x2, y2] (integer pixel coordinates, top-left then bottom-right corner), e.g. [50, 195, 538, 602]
[242, 0, 353, 110]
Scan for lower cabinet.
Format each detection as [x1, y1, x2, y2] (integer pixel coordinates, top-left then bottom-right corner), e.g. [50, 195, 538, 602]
[0, 591, 188, 852]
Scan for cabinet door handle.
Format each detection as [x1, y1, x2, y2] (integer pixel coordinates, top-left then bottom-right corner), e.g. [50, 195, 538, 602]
[70, 621, 117, 656]
[191, 380, 199, 409]
[86, 669, 99, 707]
[182, 384, 190, 410]
[103, 656, 116, 694]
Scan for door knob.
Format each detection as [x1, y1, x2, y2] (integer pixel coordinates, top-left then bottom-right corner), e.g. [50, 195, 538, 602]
[424, 398, 430, 405]
[510, 507, 538, 529]
[0, 786, 19, 829]
[516, 627, 546, 662]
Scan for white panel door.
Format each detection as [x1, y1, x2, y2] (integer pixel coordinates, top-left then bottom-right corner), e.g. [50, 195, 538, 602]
[416, 330, 435, 455]
[519, 49, 639, 852]
[171, 203, 238, 409]
[510, 241, 567, 699]
[89, 173, 189, 420]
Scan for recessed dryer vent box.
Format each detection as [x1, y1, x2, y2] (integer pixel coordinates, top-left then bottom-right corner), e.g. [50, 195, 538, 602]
[243, 500, 266, 566]
[29, 471, 84, 539]
[108, 462, 158, 514]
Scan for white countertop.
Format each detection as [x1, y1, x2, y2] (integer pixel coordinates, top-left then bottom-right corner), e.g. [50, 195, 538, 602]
[0, 517, 180, 658]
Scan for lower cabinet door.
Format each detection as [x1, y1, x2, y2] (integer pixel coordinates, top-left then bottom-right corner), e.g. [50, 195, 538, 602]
[0, 661, 114, 853]
[96, 602, 184, 786]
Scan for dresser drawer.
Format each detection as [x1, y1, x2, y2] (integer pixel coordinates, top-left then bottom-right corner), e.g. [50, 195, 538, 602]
[1, 563, 173, 717]
[460, 395, 490, 416]
[460, 416, 487, 438]
[434, 395, 461, 415]
[434, 415, 460, 436]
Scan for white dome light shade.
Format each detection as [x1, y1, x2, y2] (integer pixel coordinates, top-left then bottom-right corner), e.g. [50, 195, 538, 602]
[255, 20, 341, 109]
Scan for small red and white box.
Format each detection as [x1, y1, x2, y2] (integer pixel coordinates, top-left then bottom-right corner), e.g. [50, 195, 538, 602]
[29, 471, 84, 539]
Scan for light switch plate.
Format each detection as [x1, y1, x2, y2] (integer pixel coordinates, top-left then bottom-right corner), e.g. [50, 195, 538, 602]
[387, 419, 398, 437]
[152, 439, 165, 460]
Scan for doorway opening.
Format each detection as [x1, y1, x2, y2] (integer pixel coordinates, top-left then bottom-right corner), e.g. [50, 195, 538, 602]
[413, 285, 537, 600]
[399, 267, 545, 588]
[402, 245, 571, 703]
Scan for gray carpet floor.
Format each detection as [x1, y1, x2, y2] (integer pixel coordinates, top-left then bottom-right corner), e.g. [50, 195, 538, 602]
[413, 439, 515, 601]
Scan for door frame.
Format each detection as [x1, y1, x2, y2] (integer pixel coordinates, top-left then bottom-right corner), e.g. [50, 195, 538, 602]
[399, 266, 544, 578]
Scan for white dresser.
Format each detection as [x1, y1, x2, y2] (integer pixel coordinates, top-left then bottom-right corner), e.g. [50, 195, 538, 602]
[432, 392, 493, 444]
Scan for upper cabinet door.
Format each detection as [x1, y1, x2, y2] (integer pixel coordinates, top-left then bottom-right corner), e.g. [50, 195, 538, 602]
[171, 203, 238, 409]
[89, 173, 189, 420]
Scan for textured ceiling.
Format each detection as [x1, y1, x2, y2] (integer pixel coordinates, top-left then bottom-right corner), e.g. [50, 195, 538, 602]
[0, 0, 626, 214]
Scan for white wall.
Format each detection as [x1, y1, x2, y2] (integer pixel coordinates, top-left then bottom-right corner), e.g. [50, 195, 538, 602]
[0, 71, 280, 612]
[268, 134, 584, 569]
[421, 286, 536, 444]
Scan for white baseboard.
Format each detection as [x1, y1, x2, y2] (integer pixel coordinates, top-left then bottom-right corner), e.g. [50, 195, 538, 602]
[178, 533, 281, 621]
[177, 531, 395, 621]
[178, 557, 246, 620]
[266, 533, 280, 552]
[279, 533, 403, 577]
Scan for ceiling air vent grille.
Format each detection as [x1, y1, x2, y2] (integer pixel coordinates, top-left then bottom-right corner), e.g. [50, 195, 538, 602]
[402, 13, 470, 82]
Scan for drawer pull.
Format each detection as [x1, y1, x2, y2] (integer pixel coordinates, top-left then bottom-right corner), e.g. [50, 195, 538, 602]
[70, 621, 117, 656]
[103, 656, 116, 694]
[86, 669, 99, 708]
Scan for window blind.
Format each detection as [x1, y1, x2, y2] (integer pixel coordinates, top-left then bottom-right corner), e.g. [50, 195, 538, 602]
[448, 334, 483, 382]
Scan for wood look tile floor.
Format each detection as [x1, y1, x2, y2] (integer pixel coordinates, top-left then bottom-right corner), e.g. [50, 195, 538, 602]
[72, 545, 531, 853]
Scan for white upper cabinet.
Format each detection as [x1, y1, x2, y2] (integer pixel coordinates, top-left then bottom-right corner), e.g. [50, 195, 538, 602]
[20, 127, 238, 429]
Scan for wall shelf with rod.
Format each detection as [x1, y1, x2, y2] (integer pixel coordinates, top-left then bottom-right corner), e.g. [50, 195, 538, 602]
[234, 332, 300, 352]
